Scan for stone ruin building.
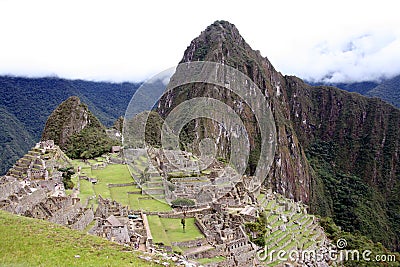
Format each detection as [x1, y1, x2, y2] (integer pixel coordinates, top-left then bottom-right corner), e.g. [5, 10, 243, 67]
[0, 142, 333, 266]
[0, 141, 94, 231]
[144, 147, 262, 207]
[90, 196, 149, 250]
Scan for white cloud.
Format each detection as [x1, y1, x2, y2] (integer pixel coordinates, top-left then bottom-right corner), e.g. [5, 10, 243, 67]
[0, 0, 399, 82]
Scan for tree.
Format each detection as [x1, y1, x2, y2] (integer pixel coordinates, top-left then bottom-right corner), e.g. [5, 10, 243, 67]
[171, 198, 195, 208]
[58, 167, 75, 189]
[181, 218, 186, 233]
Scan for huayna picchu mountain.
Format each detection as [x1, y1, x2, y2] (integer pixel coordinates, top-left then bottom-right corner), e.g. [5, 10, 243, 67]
[0, 76, 139, 175]
[41, 96, 118, 159]
[158, 20, 400, 251]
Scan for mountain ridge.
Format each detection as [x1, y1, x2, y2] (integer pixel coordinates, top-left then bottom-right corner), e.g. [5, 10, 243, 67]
[0, 76, 139, 174]
[41, 96, 118, 159]
[308, 74, 400, 109]
[158, 20, 400, 250]
[366, 74, 400, 108]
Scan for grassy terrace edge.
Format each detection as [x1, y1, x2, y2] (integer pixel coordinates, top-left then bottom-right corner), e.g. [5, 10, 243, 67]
[0, 210, 158, 267]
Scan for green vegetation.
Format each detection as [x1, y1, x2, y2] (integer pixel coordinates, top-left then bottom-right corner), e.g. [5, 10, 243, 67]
[245, 212, 268, 247]
[0, 76, 139, 175]
[147, 216, 204, 246]
[366, 74, 400, 108]
[92, 164, 132, 183]
[72, 162, 171, 212]
[128, 195, 172, 212]
[113, 116, 124, 133]
[284, 77, 400, 250]
[246, 194, 326, 266]
[196, 256, 225, 264]
[307, 140, 398, 250]
[0, 106, 35, 175]
[0, 210, 157, 266]
[59, 166, 75, 189]
[65, 123, 117, 159]
[91, 164, 133, 199]
[171, 198, 195, 207]
[123, 111, 165, 148]
[41, 96, 120, 159]
[110, 186, 140, 206]
[78, 179, 96, 204]
[319, 217, 400, 267]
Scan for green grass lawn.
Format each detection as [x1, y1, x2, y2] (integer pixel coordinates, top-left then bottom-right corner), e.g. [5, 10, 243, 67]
[196, 256, 225, 264]
[160, 217, 203, 242]
[92, 164, 133, 184]
[79, 179, 96, 204]
[147, 216, 204, 247]
[0, 210, 158, 267]
[90, 164, 134, 199]
[71, 159, 88, 168]
[110, 186, 141, 207]
[128, 194, 172, 212]
[73, 163, 171, 212]
[81, 166, 94, 177]
[88, 159, 98, 165]
[93, 182, 111, 199]
[128, 165, 140, 177]
[147, 215, 172, 246]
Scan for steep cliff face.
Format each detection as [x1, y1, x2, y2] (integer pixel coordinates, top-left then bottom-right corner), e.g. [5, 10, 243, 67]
[158, 21, 312, 202]
[286, 76, 400, 249]
[41, 96, 117, 158]
[158, 20, 400, 250]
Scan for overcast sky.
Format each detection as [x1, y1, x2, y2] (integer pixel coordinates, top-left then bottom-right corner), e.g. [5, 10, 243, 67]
[0, 0, 399, 83]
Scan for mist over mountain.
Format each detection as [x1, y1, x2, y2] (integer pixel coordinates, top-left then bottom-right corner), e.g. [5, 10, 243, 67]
[308, 80, 380, 95]
[366, 74, 400, 108]
[308, 74, 400, 109]
[0, 76, 139, 174]
[158, 20, 400, 251]
[1, 19, 399, 253]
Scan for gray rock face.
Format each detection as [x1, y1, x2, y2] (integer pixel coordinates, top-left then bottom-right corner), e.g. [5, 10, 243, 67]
[158, 21, 312, 203]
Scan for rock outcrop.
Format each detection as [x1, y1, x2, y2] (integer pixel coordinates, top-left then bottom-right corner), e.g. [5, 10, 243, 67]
[157, 20, 400, 250]
[158, 21, 312, 203]
[41, 96, 117, 159]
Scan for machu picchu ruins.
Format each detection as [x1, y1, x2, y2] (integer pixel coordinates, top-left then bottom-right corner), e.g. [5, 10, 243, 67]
[0, 140, 335, 266]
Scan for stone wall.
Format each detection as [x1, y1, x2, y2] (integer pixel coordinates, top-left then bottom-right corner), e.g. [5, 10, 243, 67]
[13, 188, 47, 214]
[171, 238, 207, 248]
[185, 247, 219, 260]
[109, 157, 125, 164]
[70, 208, 94, 230]
[108, 182, 136, 188]
[156, 207, 212, 219]
[142, 213, 152, 248]
[0, 178, 20, 199]
[195, 215, 211, 238]
[49, 202, 82, 225]
[109, 225, 130, 244]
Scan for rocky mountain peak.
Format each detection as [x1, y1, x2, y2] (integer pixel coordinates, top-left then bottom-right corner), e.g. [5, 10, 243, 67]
[160, 21, 400, 250]
[41, 96, 90, 148]
[181, 20, 276, 75]
[41, 96, 117, 159]
[161, 21, 312, 203]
